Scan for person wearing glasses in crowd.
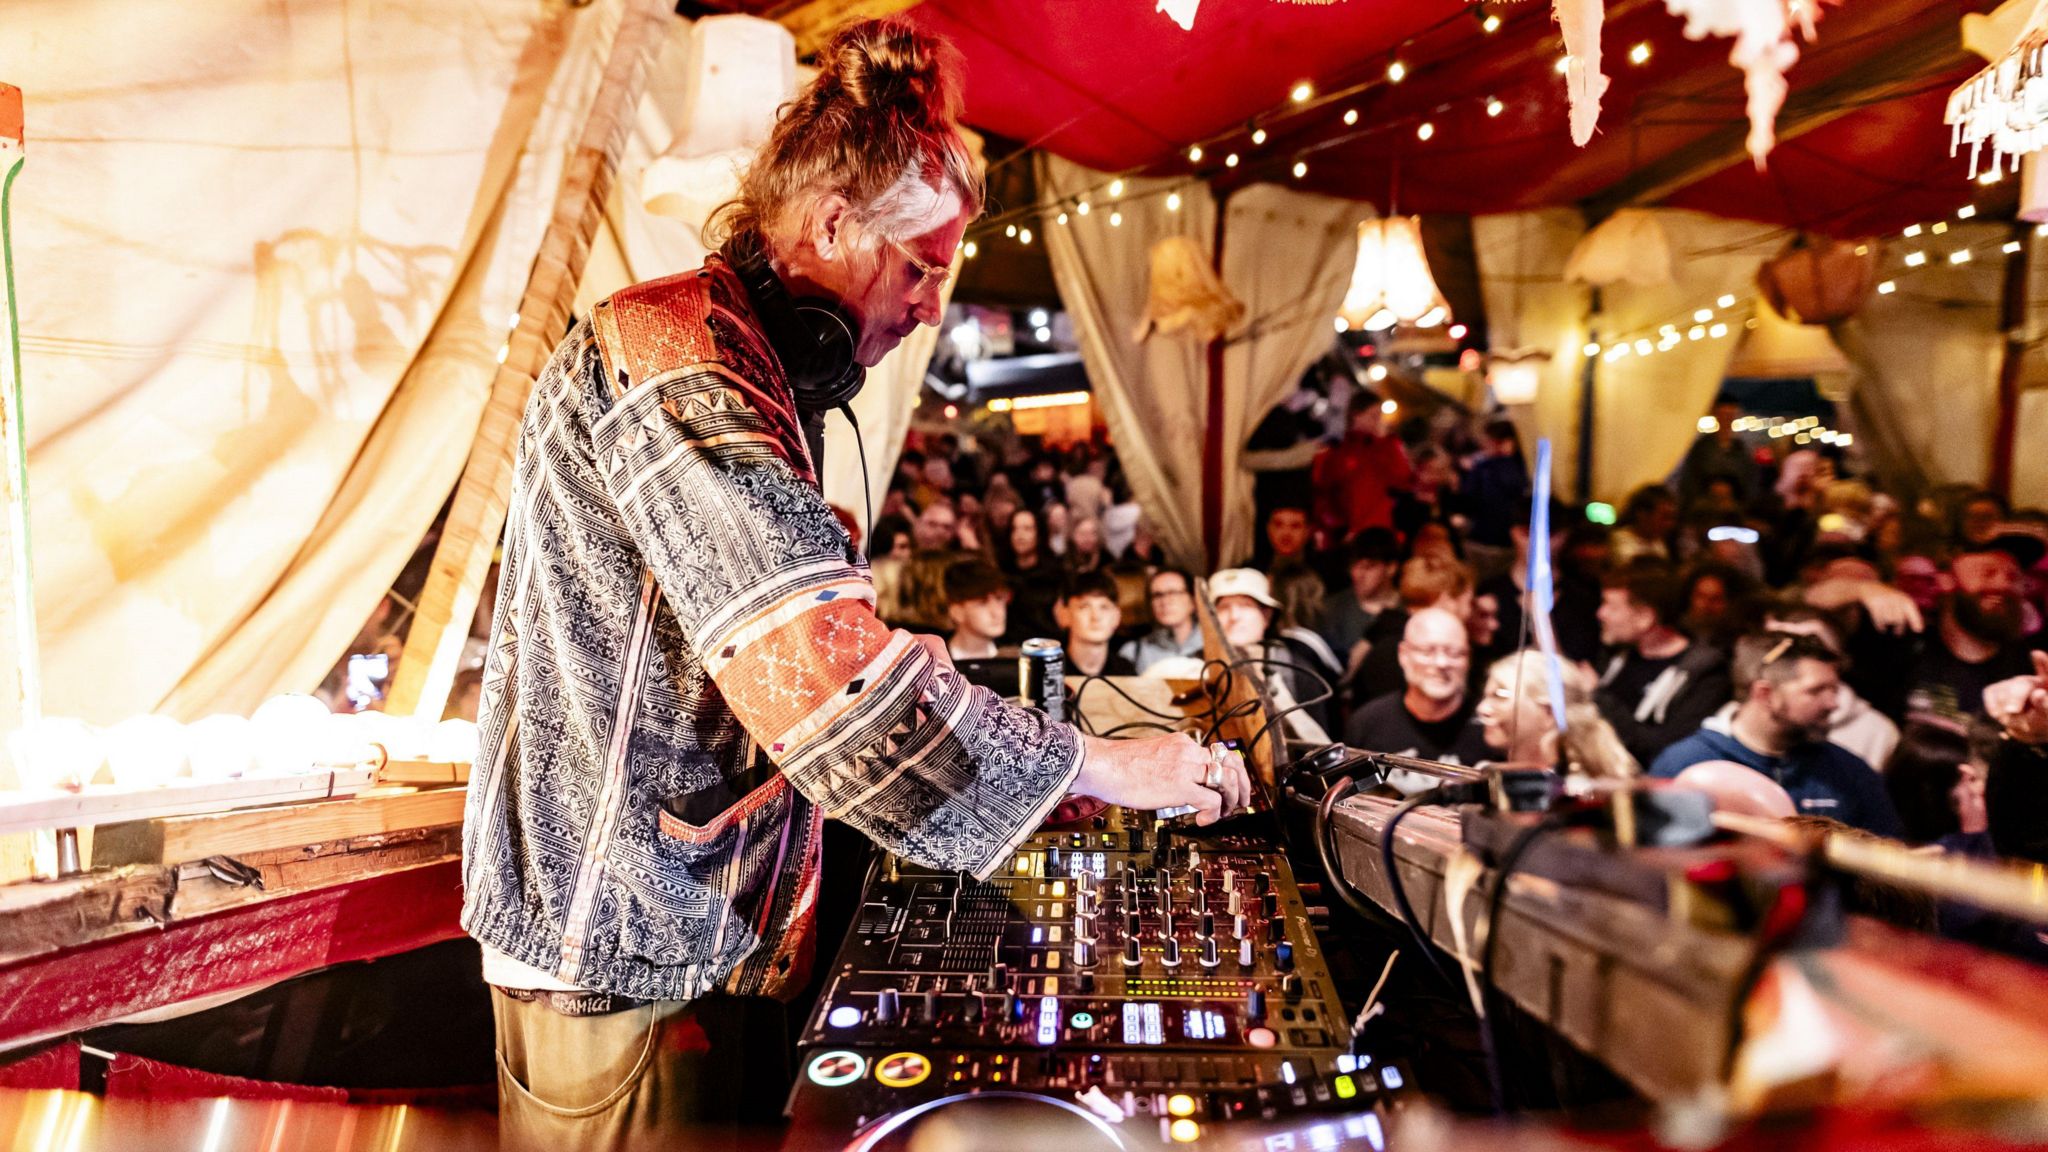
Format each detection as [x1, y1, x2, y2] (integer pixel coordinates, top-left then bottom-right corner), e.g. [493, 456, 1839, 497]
[1345, 607, 1491, 790]
[1122, 566, 1206, 676]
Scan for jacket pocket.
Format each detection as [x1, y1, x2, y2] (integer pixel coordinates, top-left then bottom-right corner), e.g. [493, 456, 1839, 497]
[611, 769, 794, 969]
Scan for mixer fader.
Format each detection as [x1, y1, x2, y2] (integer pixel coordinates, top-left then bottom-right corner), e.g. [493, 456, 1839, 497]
[785, 814, 1408, 1149]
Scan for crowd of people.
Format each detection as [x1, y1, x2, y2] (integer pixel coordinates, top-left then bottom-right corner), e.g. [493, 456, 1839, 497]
[871, 385, 2048, 959]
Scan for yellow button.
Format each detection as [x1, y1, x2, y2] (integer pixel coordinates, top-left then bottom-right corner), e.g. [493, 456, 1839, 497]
[1170, 1118, 1201, 1143]
[874, 1051, 931, 1089]
[1166, 1093, 1196, 1117]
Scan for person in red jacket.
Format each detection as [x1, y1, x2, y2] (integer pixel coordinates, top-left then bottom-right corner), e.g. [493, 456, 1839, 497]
[1312, 389, 1414, 543]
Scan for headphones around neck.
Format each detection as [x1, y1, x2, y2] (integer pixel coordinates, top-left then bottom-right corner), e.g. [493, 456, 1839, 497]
[722, 234, 867, 415]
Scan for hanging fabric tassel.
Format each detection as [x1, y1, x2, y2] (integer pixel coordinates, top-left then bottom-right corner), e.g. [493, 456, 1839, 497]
[1553, 0, 1610, 146]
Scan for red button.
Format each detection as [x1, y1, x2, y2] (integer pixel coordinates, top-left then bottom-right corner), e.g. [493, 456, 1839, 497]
[1247, 1027, 1277, 1049]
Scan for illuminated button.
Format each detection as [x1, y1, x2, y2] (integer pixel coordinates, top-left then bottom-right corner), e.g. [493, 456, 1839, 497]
[1382, 1066, 1405, 1090]
[1166, 1093, 1197, 1117]
[1333, 1074, 1357, 1100]
[874, 1051, 931, 1089]
[1246, 1026, 1277, 1049]
[1169, 1118, 1201, 1143]
[1070, 1011, 1096, 1029]
[807, 1050, 866, 1087]
[826, 1005, 862, 1029]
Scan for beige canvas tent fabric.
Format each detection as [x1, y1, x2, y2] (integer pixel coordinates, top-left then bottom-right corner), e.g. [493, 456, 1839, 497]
[6, 0, 594, 724]
[1039, 154, 1216, 569]
[1477, 209, 1777, 503]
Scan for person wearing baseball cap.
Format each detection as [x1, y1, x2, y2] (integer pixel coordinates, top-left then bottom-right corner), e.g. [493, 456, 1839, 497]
[1209, 568, 1336, 744]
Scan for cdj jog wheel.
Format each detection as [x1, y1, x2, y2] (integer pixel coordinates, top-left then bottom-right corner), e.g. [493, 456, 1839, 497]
[842, 1091, 1127, 1152]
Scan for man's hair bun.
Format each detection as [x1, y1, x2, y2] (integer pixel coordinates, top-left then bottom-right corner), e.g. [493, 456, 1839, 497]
[815, 17, 962, 125]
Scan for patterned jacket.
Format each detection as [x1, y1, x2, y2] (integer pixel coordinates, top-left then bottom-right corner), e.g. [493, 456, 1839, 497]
[461, 258, 1083, 1003]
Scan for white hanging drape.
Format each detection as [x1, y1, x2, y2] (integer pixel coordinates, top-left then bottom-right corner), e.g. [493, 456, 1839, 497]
[1473, 209, 1593, 501]
[1216, 184, 1360, 566]
[8, 0, 578, 723]
[1038, 154, 1215, 569]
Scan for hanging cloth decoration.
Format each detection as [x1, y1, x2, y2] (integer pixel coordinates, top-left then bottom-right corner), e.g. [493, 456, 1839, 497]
[1947, 0, 2048, 177]
[1563, 208, 1675, 287]
[1665, 0, 1829, 168]
[1553, 0, 1610, 146]
[1133, 235, 1245, 343]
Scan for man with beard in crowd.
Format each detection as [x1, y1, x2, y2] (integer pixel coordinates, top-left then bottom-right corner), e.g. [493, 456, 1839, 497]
[1652, 633, 1901, 835]
[1815, 538, 2045, 726]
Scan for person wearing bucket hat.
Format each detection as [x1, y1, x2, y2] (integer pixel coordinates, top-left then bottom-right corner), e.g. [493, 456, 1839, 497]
[1209, 568, 1338, 743]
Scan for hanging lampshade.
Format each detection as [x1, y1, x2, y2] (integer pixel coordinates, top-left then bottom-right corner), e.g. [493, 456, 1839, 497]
[1339, 217, 1450, 332]
[642, 16, 798, 225]
[1755, 234, 1876, 325]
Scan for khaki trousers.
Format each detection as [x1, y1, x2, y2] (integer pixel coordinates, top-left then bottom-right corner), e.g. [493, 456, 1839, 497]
[492, 989, 789, 1152]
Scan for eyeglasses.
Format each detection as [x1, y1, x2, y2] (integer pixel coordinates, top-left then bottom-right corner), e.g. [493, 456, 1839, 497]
[884, 234, 955, 298]
[1401, 644, 1468, 664]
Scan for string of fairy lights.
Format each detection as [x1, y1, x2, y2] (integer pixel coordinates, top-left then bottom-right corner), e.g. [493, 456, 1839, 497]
[1587, 199, 2024, 368]
[953, 2, 1668, 259]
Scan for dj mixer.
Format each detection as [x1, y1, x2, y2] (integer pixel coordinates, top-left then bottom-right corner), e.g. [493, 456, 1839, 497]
[784, 809, 1411, 1150]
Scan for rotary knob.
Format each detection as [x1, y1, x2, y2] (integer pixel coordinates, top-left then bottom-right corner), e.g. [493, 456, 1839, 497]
[1074, 938, 1098, 968]
[1280, 972, 1303, 1000]
[1255, 872, 1272, 895]
[1262, 892, 1279, 920]
[1238, 937, 1255, 969]
[876, 987, 901, 1025]
[1267, 917, 1286, 944]
[1275, 941, 1295, 972]
[1123, 936, 1143, 967]
[1246, 988, 1268, 1023]
[1233, 913, 1249, 941]
[1200, 936, 1221, 969]
[1193, 885, 1209, 915]
[989, 963, 1010, 992]
[1227, 889, 1243, 918]
[1199, 912, 1215, 941]
[1161, 936, 1183, 968]
[1125, 910, 1143, 940]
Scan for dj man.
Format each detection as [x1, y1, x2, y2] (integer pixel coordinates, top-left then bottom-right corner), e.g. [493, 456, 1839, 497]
[460, 17, 1248, 1149]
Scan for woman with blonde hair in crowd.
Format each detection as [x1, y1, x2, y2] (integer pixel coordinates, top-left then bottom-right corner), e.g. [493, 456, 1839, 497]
[1474, 650, 1639, 779]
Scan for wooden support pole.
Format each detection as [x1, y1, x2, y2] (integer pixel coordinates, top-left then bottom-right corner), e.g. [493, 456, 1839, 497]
[386, 0, 673, 719]
[1990, 222, 2029, 500]
[1200, 192, 1230, 571]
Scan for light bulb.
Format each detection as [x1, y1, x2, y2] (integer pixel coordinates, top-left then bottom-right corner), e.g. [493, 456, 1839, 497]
[1343, 108, 1359, 126]
[964, 240, 979, 258]
[1188, 145, 1204, 163]
[1482, 12, 1501, 32]
[1291, 82, 1313, 103]
[252, 693, 334, 774]
[187, 714, 258, 781]
[1019, 228, 1033, 245]
[1486, 97, 1504, 117]
[1108, 179, 1125, 198]
[1166, 192, 1182, 211]
[1416, 122, 1435, 141]
[1629, 42, 1651, 65]
[8, 717, 103, 791]
[1225, 153, 1240, 168]
[1292, 160, 1308, 178]
[104, 714, 189, 786]
[1251, 128, 1268, 146]
[1387, 60, 1407, 83]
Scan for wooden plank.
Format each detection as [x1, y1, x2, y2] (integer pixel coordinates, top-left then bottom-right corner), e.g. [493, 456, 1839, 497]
[169, 827, 463, 921]
[767, 0, 925, 58]
[1194, 578, 1278, 788]
[0, 767, 378, 837]
[1327, 793, 1752, 1099]
[0, 866, 174, 967]
[387, 0, 675, 721]
[91, 787, 465, 867]
[375, 758, 470, 786]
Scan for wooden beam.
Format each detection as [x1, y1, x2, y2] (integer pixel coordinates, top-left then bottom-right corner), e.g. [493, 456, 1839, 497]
[1584, 9, 1973, 217]
[767, 0, 925, 58]
[387, 0, 675, 720]
[91, 787, 464, 867]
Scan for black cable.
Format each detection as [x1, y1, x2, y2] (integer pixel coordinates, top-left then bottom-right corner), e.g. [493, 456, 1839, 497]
[1477, 818, 1560, 1117]
[1380, 791, 1458, 991]
[1094, 721, 1180, 739]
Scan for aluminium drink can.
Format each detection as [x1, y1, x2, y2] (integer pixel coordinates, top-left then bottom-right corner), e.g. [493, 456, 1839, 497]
[1019, 638, 1065, 723]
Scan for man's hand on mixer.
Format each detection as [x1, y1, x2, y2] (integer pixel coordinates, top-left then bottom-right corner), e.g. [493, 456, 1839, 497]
[1071, 733, 1252, 824]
